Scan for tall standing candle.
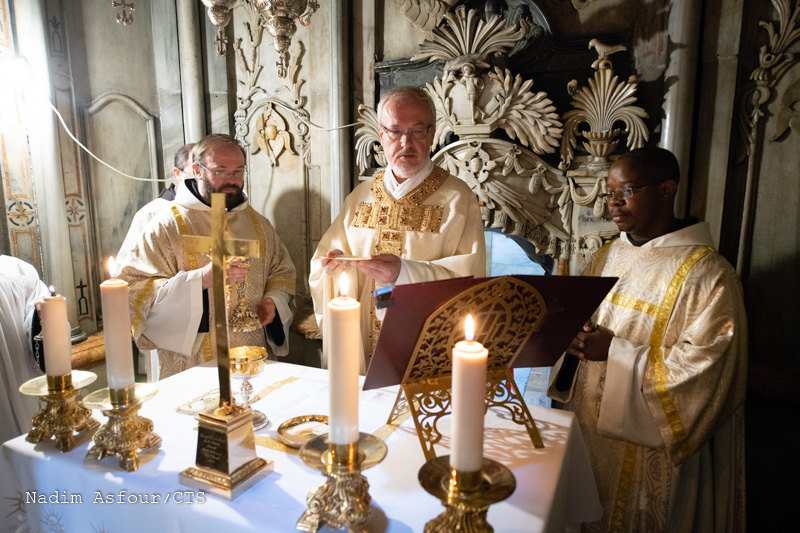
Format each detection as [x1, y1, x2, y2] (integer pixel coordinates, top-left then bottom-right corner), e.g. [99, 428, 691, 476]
[451, 314, 488, 472]
[326, 272, 361, 444]
[40, 287, 72, 377]
[100, 257, 135, 390]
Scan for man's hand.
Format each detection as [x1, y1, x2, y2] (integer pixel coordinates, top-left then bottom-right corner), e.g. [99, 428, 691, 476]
[355, 254, 401, 285]
[320, 249, 351, 280]
[258, 297, 276, 326]
[201, 259, 248, 289]
[565, 322, 613, 362]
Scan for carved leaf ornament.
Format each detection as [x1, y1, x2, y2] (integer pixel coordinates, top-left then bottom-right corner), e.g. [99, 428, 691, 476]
[559, 42, 648, 170]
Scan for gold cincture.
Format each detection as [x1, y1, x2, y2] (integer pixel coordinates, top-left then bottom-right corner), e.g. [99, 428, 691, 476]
[419, 456, 516, 533]
[387, 276, 547, 460]
[20, 371, 100, 452]
[296, 433, 387, 532]
[83, 383, 161, 472]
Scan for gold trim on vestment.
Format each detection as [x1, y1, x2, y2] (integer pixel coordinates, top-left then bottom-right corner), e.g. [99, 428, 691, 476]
[132, 277, 159, 334]
[607, 245, 714, 531]
[610, 443, 639, 532]
[605, 292, 660, 317]
[351, 169, 449, 355]
[647, 246, 714, 456]
[171, 205, 213, 362]
[352, 168, 448, 255]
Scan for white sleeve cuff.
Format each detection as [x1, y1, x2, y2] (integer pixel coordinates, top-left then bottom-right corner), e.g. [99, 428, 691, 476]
[598, 337, 663, 448]
[141, 269, 204, 355]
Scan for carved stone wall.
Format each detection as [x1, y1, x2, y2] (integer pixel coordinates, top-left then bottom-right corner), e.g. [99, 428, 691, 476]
[356, 3, 650, 275]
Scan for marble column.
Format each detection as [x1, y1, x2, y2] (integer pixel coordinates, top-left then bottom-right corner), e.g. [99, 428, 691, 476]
[329, 1, 351, 220]
[177, 0, 206, 142]
[15, 0, 84, 340]
[661, 0, 702, 218]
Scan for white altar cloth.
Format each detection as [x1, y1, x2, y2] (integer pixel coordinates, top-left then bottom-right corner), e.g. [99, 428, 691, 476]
[1, 362, 601, 532]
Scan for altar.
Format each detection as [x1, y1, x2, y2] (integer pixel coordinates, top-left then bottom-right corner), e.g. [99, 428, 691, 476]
[1, 361, 602, 532]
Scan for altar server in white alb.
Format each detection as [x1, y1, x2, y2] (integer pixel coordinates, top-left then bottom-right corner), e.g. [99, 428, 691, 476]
[120, 134, 296, 380]
[548, 147, 747, 532]
[0, 254, 51, 443]
[310, 86, 485, 372]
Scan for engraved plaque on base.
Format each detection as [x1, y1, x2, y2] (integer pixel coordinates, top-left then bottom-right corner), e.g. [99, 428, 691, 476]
[179, 405, 273, 500]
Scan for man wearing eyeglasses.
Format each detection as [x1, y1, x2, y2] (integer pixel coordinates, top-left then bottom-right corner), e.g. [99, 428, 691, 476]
[120, 134, 296, 380]
[309, 86, 485, 372]
[548, 147, 747, 532]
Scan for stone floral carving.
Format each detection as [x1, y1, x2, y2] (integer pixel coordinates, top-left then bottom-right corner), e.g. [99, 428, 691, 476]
[354, 104, 386, 172]
[483, 67, 562, 154]
[412, 5, 530, 69]
[393, 0, 452, 31]
[251, 105, 298, 167]
[559, 40, 649, 171]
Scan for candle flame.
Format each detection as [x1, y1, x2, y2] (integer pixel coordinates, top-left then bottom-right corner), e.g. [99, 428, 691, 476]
[48, 285, 56, 297]
[465, 314, 475, 341]
[339, 272, 349, 297]
[107, 256, 118, 278]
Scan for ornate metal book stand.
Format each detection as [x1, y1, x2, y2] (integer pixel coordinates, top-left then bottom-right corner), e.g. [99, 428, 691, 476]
[385, 276, 547, 460]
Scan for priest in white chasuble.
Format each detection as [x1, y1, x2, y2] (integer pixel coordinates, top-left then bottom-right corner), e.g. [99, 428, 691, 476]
[310, 86, 485, 372]
[120, 134, 296, 381]
[0, 254, 50, 443]
[548, 147, 747, 533]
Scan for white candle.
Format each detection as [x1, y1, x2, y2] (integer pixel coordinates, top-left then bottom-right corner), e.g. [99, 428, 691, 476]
[40, 287, 72, 377]
[451, 314, 488, 472]
[100, 257, 135, 390]
[326, 272, 361, 444]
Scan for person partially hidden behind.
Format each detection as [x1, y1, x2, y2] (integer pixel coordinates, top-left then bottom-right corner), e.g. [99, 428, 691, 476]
[119, 134, 296, 381]
[309, 86, 485, 373]
[116, 143, 195, 266]
[0, 254, 50, 443]
[548, 147, 747, 532]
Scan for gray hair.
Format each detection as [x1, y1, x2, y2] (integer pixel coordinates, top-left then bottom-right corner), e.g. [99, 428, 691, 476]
[376, 86, 436, 126]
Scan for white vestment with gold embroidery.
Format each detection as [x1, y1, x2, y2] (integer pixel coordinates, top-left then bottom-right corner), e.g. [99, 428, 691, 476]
[119, 185, 296, 380]
[309, 166, 486, 372]
[548, 222, 747, 533]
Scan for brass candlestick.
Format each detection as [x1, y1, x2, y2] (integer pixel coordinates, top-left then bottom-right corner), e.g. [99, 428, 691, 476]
[83, 383, 161, 472]
[418, 456, 516, 533]
[20, 371, 100, 452]
[296, 433, 387, 532]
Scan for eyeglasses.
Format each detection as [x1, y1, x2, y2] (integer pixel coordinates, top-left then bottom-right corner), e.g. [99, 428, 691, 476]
[196, 162, 248, 180]
[379, 124, 432, 141]
[599, 181, 665, 203]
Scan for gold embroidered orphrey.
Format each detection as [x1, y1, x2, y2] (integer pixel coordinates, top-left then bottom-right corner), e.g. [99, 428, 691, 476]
[352, 167, 448, 255]
[386, 276, 548, 461]
[352, 167, 449, 359]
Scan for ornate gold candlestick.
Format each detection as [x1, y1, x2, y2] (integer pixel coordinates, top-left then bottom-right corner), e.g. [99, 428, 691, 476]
[296, 433, 387, 532]
[83, 383, 161, 472]
[419, 455, 516, 533]
[20, 370, 100, 452]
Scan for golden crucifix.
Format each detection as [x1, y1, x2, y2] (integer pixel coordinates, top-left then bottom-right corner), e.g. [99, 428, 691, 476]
[181, 193, 259, 408]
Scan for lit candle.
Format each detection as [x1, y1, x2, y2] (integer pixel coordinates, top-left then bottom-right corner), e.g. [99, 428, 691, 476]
[40, 286, 72, 377]
[326, 272, 361, 444]
[450, 314, 488, 472]
[100, 257, 135, 390]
